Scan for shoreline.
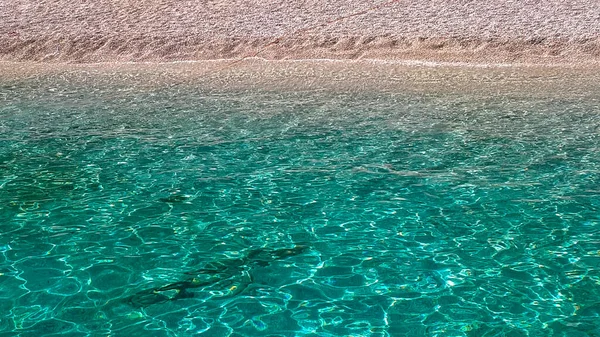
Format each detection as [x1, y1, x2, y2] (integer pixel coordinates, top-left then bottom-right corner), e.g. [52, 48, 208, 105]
[2, 59, 600, 98]
[2, 36, 600, 66]
[4, 55, 600, 68]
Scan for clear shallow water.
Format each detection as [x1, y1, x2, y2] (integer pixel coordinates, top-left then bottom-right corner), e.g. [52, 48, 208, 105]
[1, 81, 600, 336]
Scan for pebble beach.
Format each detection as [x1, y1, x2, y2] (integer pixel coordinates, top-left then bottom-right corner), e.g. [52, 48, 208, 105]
[2, 0, 600, 65]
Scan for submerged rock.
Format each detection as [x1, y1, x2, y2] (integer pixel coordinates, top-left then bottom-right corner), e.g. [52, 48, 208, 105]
[127, 245, 310, 307]
[158, 194, 189, 203]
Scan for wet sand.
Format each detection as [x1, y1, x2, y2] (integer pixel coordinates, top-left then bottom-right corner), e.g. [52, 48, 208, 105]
[1, 0, 600, 64]
[2, 59, 600, 99]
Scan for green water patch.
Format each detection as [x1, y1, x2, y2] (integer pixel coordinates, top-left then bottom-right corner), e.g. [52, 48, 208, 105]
[1, 84, 599, 336]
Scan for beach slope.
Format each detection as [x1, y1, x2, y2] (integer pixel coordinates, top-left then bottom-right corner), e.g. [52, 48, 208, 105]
[2, 0, 600, 64]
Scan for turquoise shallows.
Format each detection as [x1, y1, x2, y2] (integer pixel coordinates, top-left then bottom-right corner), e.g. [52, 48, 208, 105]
[1, 85, 599, 336]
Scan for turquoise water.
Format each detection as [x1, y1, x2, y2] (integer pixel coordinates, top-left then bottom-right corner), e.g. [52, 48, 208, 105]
[1, 81, 600, 336]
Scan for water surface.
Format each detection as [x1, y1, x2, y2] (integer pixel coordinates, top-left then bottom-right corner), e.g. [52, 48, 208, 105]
[1, 78, 600, 336]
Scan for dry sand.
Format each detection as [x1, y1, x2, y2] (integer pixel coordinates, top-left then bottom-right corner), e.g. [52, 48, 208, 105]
[2, 0, 600, 65]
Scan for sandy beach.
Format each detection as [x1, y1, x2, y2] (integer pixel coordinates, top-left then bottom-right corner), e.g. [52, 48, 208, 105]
[2, 0, 600, 65]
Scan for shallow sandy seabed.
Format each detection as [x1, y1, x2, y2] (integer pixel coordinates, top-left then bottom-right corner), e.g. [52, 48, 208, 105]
[2, 59, 600, 98]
